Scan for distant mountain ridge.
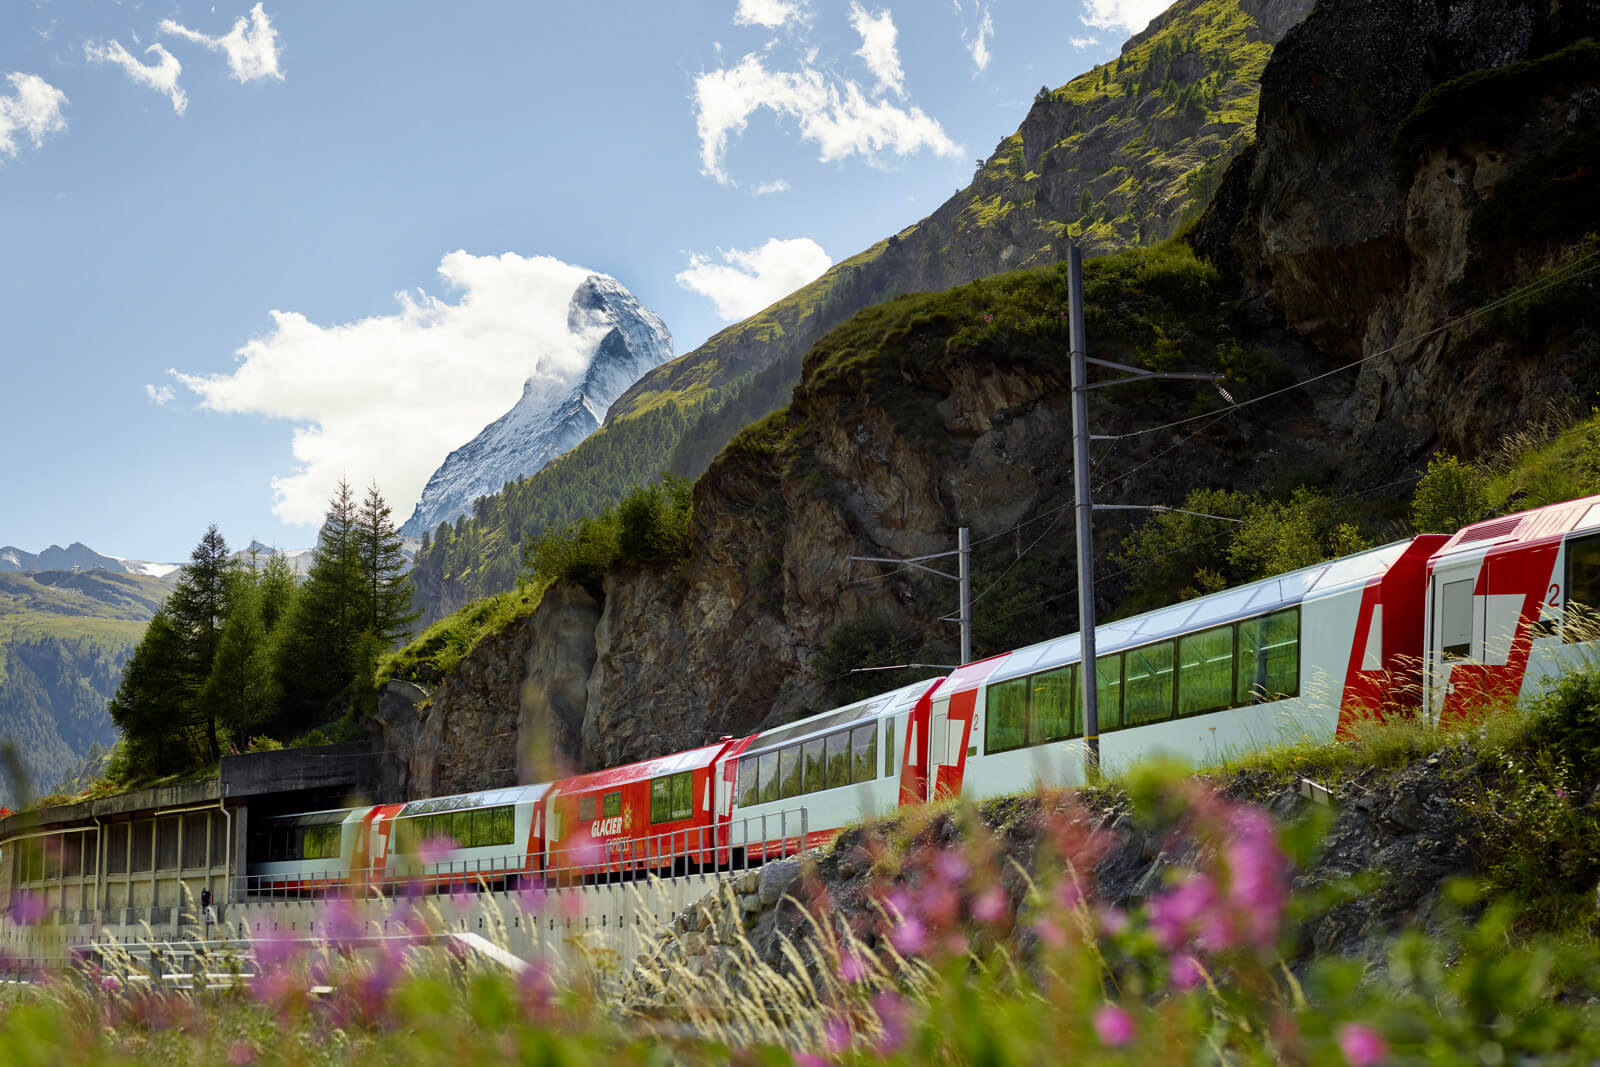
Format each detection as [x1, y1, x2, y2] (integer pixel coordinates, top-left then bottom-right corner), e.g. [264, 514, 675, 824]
[400, 274, 673, 539]
[0, 542, 176, 577]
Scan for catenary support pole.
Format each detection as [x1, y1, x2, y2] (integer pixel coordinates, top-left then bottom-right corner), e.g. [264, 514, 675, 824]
[1069, 243, 1100, 778]
[958, 527, 972, 665]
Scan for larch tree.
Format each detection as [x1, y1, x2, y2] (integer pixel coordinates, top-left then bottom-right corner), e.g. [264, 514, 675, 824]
[165, 524, 237, 762]
[277, 480, 365, 724]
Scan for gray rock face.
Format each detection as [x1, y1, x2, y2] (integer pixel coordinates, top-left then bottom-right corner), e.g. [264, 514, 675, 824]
[400, 275, 672, 539]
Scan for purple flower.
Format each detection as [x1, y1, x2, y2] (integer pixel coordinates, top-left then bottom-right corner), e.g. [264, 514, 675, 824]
[1098, 906, 1128, 935]
[416, 834, 457, 867]
[226, 1042, 258, 1066]
[1148, 874, 1218, 951]
[823, 1015, 852, 1054]
[1169, 953, 1204, 991]
[319, 897, 366, 949]
[873, 990, 909, 1054]
[889, 916, 927, 956]
[1556, 787, 1569, 800]
[1337, 1024, 1387, 1066]
[1093, 1003, 1136, 1047]
[935, 850, 971, 885]
[1054, 876, 1084, 912]
[839, 949, 870, 984]
[9, 891, 46, 927]
[1033, 916, 1066, 948]
[100, 975, 122, 994]
[972, 886, 1008, 924]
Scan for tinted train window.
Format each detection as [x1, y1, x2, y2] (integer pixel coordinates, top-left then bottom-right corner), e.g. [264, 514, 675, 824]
[739, 757, 760, 807]
[1566, 534, 1600, 643]
[1238, 610, 1300, 703]
[1179, 625, 1235, 716]
[578, 795, 596, 822]
[603, 792, 621, 818]
[651, 771, 694, 823]
[826, 732, 851, 789]
[851, 724, 877, 783]
[758, 752, 780, 804]
[1124, 642, 1175, 726]
[779, 747, 802, 799]
[1096, 655, 1123, 731]
[885, 719, 896, 777]
[802, 738, 826, 793]
[985, 677, 1027, 754]
[1031, 665, 1075, 743]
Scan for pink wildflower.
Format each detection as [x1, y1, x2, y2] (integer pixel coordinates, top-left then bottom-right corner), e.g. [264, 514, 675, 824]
[972, 886, 1008, 924]
[1098, 906, 1129, 935]
[1055, 876, 1084, 912]
[1093, 1003, 1136, 1047]
[1337, 1024, 1387, 1066]
[100, 975, 121, 994]
[918, 881, 961, 926]
[226, 1041, 258, 1066]
[1033, 916, 1066, 948]
[1169, 953, 1204, 991]
[874, 990, 909, 1054]
[1148, 874, 1218, 951]
[839, 949, 869, 984]
[935, 849, 971, 884]
[823, 1015, 852, 1054]
[9, 891, 46, 926]
[416, 834, 457, 867]
[890, 915, 927, 955]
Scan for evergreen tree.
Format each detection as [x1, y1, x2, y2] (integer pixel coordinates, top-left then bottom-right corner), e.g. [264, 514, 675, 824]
[357, 481, 419, 645]
[198, 572, 275, 747]
[277, 480, 364, 723]
[107, 609, 193, 775]
[166, 524, 236, 761]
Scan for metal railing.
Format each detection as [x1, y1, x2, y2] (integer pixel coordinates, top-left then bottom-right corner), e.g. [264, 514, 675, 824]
[238, 808, 811, 900]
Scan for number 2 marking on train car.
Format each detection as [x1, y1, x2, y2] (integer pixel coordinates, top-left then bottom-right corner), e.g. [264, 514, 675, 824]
[1548, 583, 1561, 607]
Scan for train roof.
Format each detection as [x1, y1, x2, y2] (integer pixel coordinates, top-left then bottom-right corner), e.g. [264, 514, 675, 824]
[968, 538, 1425, 690]
[396, 782, 550, 817]
[550, 740, 735, 795]
[740, 677, 943, 758]
[1433, 493, 1600, 560]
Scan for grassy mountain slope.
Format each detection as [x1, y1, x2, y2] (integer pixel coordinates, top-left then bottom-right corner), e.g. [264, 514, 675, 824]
[0, 570, 172, 803]
[409, 0, 1309, 627]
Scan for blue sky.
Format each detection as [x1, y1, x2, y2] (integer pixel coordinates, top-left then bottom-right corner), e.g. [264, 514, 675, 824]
[0, 0, 1162, 563]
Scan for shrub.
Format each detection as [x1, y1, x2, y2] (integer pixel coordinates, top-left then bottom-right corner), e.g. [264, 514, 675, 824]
[1412, 453, 1492, 533]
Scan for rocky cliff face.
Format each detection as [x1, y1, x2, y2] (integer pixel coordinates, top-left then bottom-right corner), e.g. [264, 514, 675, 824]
[400, 275, 673, 539]
[1194, 0, 1600, 467]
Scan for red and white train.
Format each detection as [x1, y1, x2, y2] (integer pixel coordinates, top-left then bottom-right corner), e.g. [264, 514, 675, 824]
[244, 492, 1600, 893]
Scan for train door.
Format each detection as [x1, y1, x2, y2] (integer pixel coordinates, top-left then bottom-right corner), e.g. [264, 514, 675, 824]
[1427, 561, 1483, 721]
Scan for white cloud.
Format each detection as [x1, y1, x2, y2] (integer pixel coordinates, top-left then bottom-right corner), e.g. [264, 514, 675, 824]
[0, 72, 67, 158]
[1070, 35, 1100, 48]
[693, 53, 959, 184]
[677, 237, 832, 322]
[170, 252, 606, 526]
[734, 0, 801, 28]
[145, 383, 175, 406]
[961, 3, 994, 72]
[161, 2, 282, 83]
[83, 40, 187, 115]
[1081, 0, 1168, 33]
[754, 178, 790, 195]
[849, 3, 905, 97]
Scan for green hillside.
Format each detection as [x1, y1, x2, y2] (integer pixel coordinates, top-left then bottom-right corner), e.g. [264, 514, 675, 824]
[0, 570, 172, 803]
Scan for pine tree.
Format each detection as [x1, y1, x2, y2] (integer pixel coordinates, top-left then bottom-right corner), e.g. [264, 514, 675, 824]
[198, 572, 275, 747]
[277, 480, 365, 724]
[166, 524, 236, 761]
[356, 482, 419, 654]
[107, 609, 193, 775]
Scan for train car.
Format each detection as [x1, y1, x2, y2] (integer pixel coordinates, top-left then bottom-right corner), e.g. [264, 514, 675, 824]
[729, 678, 944, 860]
[544, 739, 751, 881]
[245, 805, 379, 895]
[930, 535, 1447, 796]
[1425, 493, 1600, 720]
[378, 784, 550, 890]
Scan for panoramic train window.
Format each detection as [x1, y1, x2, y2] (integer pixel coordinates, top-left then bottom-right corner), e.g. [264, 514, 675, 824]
[985, 677, 1028, 754]
[1096, 655, 1124, 730]
[1179, 625, 1235, 716]
[1237, 609, 1300, 703]
[826, 731, 851, 789]
[851, 724, 877, 783]
[758, 752, 780, 804]
[779, 747, 802, 800]
[1124, 642, 1176, 726]
[738, 757, 759, 807]
[650, 770, 695, 823]
[803, 738, 826, 793]
[1032, 665, 1075, 743]
[885, 719, 896, 777]
[1566, 534, 1600, 642]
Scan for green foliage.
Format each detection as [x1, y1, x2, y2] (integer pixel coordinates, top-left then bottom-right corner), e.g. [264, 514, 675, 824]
[616, 475, 694, 564]
[1412, 453, 1493, 533]
[812, 615, 922, 705]
[379, 587, 544, 688]
[1110, 488, 1250, 617]
[1228, 487, 1373, 580]
[1391, 42, 1600, 174]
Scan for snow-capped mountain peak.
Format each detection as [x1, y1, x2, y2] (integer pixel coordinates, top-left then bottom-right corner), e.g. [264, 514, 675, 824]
[399, 274, 673, 538]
